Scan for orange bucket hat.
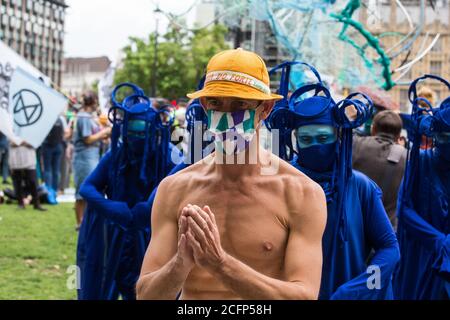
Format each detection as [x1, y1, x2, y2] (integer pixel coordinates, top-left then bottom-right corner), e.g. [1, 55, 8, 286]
[187, 48, 283, 101]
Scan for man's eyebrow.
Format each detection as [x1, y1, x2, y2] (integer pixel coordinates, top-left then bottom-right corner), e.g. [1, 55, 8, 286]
[316, 129, 333, 133]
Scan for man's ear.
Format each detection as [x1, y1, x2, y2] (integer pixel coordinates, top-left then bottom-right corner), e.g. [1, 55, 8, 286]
[199, 97, 207, 108]
[370, 124, 376, 136]
[199, 97, 208, 112]
[259, 100, 275, 121]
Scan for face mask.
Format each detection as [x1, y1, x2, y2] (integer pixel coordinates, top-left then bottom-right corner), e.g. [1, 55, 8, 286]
[126, 135, 146, 156]
[126, 119, 147, 156]
[297, 141, 337, 172]
[207, 109, 259, 155]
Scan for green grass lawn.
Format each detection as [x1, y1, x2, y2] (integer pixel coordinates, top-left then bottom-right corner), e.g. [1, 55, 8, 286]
[0, 202, 78, 300]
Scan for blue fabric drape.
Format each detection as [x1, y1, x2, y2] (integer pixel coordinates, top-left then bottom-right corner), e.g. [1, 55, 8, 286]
[291, 159, 400, 299]
[394, 150, 450, 300]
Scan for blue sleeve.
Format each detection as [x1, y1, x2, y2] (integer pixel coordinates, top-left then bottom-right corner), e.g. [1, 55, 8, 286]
[397, 183, 450, 279]
[79, 152, 133, 229]
[77, 116, 93, 139]
[399, 113, 415, 139]
[331, 173, 400, 300]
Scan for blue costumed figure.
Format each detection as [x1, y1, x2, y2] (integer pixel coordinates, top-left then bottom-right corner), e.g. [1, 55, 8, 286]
[77, 83, 179, 300]
[393, 74, 450, 300]
[268, 62, 400, 300]
[147, 77, 214, 213]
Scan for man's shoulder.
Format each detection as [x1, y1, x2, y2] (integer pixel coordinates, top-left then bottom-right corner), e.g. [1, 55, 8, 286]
[353, 135, 380, 147]
[157, 158, 206, 193]
[275, 158, 325, 211]
[277, 156, 319, 184]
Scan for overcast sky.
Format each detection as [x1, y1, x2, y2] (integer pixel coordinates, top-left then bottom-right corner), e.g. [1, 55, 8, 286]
[64, 0, 197, 62]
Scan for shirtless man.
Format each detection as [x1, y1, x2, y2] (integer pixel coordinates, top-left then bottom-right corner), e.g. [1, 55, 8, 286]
[136, 49, 327, 300]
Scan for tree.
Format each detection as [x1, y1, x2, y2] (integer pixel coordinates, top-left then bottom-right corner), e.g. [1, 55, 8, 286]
[114, 24, 229, 100]
[190, 24, 229, 83]
[90, 79, 99, 93]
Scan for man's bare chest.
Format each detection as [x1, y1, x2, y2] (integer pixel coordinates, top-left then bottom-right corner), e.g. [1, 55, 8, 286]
[177, 183, 290, 270]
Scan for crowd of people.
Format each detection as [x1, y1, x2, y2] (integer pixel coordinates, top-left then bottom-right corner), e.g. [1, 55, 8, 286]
[0, 91, 187, 229]
[0, 48, 448, 300]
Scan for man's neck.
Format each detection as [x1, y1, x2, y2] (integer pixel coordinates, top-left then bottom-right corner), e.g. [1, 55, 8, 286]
[211, 132, 269, 181]
[375, 132, 397, 142]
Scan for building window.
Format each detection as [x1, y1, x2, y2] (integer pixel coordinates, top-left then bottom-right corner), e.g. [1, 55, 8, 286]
[430, 61, 442, 74]
[1, 13, 7, 26]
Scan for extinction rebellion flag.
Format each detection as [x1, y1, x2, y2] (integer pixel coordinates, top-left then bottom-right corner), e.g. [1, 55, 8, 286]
[0, 39, 67, 148]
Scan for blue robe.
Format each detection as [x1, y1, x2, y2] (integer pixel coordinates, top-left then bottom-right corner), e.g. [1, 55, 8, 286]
[291, 159, 400, 299]
[77, 147, 178, 300]
[394, 150, 450, 299]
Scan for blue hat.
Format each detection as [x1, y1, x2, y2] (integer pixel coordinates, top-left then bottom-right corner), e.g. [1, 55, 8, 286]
[108, 83, 173, 193]
[268, 61, 373, 242]
[269, 61, 373, 130]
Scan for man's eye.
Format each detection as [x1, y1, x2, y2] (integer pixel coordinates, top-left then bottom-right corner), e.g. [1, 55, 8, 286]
[208, 100, 219, 106]
[234, 101, 247, 108]
[299, 136, 313, 144]
[318, 135, 330, 143]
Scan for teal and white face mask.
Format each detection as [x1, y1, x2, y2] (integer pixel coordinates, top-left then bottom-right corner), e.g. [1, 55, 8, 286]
[207, 109, 258, 155]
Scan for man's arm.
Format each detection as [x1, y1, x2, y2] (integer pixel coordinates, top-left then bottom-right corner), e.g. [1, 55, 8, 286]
[185, 181, 327, 300]
[79, 152, 133, 229]
[136, 177, 194, 300]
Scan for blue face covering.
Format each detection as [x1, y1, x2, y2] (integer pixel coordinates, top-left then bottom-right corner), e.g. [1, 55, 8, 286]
[126, 119, 147, 156]
[296, 124, 338, 172]
[297, 142, 338, 173]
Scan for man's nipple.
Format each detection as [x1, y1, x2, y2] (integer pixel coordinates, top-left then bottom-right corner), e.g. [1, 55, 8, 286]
[263, 241, 273, 251]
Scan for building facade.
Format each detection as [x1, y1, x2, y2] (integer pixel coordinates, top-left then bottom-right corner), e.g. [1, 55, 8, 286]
[195, 0, 289, 74]
[61, 56, 111, 97]
[360, 0, 450, 111]
[196, 1, 449, 110]
[0, 0, 67, 86]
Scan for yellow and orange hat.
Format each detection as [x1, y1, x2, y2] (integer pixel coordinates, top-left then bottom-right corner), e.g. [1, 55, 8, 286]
[187, 48, 283, 101]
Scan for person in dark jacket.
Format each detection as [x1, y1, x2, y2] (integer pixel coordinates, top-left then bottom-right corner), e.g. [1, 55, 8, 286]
[353, 110, 407, 229]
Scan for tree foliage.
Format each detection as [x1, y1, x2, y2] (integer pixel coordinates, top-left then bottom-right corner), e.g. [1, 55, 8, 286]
[114, 24, 229, 100]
